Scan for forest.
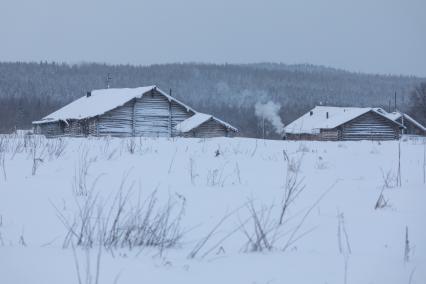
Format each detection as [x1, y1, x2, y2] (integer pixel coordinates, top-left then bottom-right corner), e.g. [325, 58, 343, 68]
[0, 62, 424, 138]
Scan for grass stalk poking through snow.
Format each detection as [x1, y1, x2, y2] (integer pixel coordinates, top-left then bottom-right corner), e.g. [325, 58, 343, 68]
[337, 211, 351, 284]
[404, 226, 410, 264]
[54, 178, 186, 253]
[279, 150, 306, 225]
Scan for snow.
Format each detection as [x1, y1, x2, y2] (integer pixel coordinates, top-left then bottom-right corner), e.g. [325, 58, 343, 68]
[34, 86, 155, 123]
[285, 106, 402, 134]
[33, 86, 197, 124]
[375, 108, 403, 121]
[374, 109, 426, 132]
[175, 113, 212, 132]
[0, 134, 425, 284]
[175, 113, 238, 133]
[403, 113, 426, 131]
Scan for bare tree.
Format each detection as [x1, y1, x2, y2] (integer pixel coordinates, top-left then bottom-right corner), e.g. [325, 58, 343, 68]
[408, 82, 426, 126]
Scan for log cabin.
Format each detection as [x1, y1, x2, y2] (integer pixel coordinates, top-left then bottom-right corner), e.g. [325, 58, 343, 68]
[284, 106, 405, 141]
[32, 86, 238, 138]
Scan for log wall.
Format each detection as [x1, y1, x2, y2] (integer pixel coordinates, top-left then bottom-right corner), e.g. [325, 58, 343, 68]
[182, 118, 230, 138]
[34, 121, 63, 137]
[341, 111, 399, 141]
[133, 92, 171, 137]
[64, 120, 84, 137]
[319, 129, 340, 141]
[98, 101, 133, 137]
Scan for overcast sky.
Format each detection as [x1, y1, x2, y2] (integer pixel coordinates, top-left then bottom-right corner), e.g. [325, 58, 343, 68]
[0, 0, 425, 76]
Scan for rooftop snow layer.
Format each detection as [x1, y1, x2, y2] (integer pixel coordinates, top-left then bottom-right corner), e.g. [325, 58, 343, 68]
[374, 109, 426, 132]
[34, 86, 195, 123]
[285, 106, 369, 134]
[175, 113, 212, 132]
[285, 106, 402, 134]
[174, 113, 238, 133]
[401, 113, 426, 131]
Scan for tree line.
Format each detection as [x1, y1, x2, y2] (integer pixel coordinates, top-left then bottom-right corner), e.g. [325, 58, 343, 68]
[0, 62, 424, 137]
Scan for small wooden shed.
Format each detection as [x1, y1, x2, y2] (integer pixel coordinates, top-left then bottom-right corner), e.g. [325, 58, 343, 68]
[33, 86, 238, 138]
[284, 106, 404, 141]
[375, 109, 426, 136]
[174, 113, 236, 138]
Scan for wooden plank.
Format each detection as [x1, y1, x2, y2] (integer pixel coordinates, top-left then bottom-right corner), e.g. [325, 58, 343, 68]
[134, 92, 170, 137]
[171, 101, 194, 136]
[98, 101, 133, 137]
[191, 119, 229, 138]
[341, 111, 398, 140]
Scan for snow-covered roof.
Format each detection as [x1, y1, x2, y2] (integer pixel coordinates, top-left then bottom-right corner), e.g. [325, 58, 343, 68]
[285, 106, 403, 134]
[374, 109, 426, 132]
[386, 113, 402, 121]
[174, 113, 238, 133]
[33, 86, 195, 124]
[402, 113, 426, 132]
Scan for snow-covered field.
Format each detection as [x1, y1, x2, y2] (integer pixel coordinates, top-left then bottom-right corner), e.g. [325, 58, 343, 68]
[0, 135, 425, 284]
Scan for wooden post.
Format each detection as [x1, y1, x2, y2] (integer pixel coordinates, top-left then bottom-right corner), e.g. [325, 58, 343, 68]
[169, 101, 172, 137]
[394, 91, 397, 111]
[132, 99, 136, 136]
[397, 141, 402, 187]
[423, 142, 426, 184]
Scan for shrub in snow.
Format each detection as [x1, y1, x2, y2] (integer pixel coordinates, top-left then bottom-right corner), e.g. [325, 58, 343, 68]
[240, 201, 276, 252]
[72, 147, 97, 196]
[55, 185, 186, 252]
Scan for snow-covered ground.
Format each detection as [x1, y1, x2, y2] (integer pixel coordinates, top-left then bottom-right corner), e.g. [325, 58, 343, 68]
[0, 135, 425, 284]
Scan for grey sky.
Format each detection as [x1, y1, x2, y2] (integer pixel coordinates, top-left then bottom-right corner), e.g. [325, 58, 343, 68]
[1, 0, 425, 76]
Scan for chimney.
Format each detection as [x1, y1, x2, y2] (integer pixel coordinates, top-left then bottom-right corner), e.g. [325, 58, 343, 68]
[86, 91, 91, 98]
[309, 111, 313, 116]
[326, 112, 329, 119]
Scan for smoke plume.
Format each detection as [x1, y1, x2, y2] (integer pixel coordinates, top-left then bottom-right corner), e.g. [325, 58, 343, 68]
[254, 101, 285, 135]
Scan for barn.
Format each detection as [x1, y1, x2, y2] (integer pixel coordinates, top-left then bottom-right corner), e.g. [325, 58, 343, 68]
[284, 106, 404, 141]
[375, 109, 426, 136]
[32, 86, 238, 138]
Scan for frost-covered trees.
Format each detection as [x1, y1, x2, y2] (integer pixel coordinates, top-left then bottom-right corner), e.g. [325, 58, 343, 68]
[408, 82, 426, 125]
[0, 62, 421, 137]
